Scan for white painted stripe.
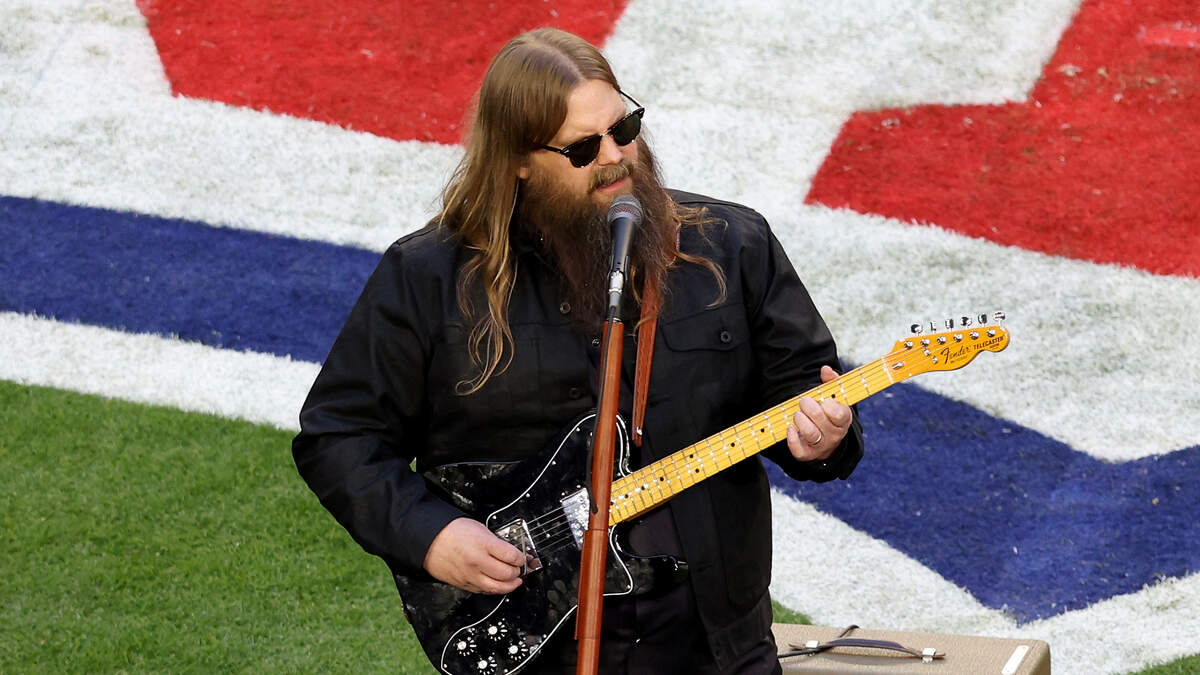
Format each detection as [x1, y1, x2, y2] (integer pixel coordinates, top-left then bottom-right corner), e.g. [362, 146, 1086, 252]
[0, 312, 316, 432]
[0, 0, 453, 252]
[4, 0, 1196, 460]
[771, 490, 1200, 675]
[772, 201, 1200, 461]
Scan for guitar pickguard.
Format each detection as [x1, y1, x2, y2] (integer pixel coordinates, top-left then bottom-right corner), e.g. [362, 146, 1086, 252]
[398, 412, 655, 675]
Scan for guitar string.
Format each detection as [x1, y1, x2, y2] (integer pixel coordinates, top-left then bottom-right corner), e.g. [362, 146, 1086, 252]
[609, 329, 1004, 519]
[609, 359, 895, 515]
[537, 384, 976, 553]
[608, 343, 963, 519]
[522, 361, 898, 554]
[526, 514, 569, 540]
[514, 330, 1005, 554]
[523, 364, 901, 554]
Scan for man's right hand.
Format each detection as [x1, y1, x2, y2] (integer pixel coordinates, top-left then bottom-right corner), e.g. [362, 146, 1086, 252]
[423, 517, 525, 594]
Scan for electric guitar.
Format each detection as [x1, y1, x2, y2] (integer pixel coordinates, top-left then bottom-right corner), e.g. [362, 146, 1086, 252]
[398, 324, 1010, 674]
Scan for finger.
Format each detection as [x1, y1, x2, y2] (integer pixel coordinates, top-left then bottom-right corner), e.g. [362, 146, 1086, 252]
[820, 365, 840, 383]
[791, 409, 823, 445]
[797, 398, 828, 434]
[476, 575, 522, 595]
[485, 537, 527, 567]
[820, 399, 853, 429]
[786, 420, 824, 461]
[476, 553, 522, 582]
[785, 423, 815, 460]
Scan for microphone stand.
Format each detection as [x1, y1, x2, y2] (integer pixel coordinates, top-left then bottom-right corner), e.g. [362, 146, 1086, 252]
[574, 255, 629, 675]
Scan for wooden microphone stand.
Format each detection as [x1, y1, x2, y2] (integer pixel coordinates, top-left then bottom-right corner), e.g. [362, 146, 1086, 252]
[574, 227, 639, 675]
[574, 311, 623, 675]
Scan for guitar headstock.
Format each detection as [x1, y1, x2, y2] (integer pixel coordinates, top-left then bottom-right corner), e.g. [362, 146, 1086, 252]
[884, 324, 1010, 379]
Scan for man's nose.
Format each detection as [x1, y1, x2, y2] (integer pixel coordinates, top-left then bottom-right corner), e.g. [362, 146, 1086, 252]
[595, 134, 624, 165]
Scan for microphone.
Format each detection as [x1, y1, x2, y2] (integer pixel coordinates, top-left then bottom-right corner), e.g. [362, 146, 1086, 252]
[605, 195, 643, 317]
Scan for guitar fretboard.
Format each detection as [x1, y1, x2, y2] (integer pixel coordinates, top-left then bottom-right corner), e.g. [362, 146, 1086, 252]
[608, 357, 898, 524]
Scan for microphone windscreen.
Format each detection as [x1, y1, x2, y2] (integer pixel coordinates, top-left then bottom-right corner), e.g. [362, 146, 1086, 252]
[607, 194, 643, 226]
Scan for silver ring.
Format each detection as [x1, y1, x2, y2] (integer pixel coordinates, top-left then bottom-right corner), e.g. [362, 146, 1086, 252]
[809, 433, 823, 446]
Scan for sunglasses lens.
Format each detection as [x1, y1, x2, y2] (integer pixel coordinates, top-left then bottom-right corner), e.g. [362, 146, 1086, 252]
[565, 136, 601, 168]
[611, 110, 643, 146]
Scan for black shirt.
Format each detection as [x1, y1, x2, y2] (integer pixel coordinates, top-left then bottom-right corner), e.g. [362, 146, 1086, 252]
[292, 190, 863, 670]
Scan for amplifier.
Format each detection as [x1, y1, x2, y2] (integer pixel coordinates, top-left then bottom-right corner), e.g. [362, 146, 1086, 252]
[773, 623, 1050, 674]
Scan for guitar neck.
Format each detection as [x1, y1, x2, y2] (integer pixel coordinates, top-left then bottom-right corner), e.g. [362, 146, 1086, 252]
[608, 358, 895, 525]
[607, 322, 1010, 524]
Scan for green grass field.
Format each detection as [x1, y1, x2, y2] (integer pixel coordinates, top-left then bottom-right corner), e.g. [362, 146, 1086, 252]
[0, 380, 1194, 673]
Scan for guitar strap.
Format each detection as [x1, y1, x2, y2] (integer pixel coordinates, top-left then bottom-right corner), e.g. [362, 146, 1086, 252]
[632, 274, 660, 448]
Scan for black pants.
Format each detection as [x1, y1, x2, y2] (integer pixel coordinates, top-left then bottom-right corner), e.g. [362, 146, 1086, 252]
[525, 578, 781, 675]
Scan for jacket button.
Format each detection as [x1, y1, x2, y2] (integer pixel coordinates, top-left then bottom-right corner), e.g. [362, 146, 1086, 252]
[559, 301, 571, 314]
[719, 329, 732, 344]
[590, 337, 601, 349]
[568, 386, 583, 399]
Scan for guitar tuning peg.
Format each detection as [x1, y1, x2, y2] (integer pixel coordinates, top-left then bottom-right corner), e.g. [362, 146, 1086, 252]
[993, 310, 1006, 323]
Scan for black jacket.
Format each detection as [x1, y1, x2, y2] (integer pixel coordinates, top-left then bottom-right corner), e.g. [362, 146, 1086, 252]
[293, 191, 864, 670]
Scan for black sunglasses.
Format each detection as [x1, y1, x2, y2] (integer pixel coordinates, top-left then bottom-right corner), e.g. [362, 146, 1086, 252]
[540, 91, 644, 168]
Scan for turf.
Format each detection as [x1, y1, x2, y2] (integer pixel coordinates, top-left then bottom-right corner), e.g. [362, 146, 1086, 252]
[0, 380, 432, 673]
[2, 380, 1190, 674]
[1130, 655, 1200, 675]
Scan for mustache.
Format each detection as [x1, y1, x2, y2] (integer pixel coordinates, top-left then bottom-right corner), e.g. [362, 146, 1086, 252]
[589, 162, 632, 191]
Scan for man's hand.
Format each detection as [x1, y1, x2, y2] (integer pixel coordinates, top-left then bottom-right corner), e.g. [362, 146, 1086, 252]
[423, 517, 525, 594]
[785, 365, 853, 462]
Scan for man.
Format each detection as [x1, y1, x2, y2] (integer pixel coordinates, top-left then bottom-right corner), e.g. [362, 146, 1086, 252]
[293, 27, 863, 674]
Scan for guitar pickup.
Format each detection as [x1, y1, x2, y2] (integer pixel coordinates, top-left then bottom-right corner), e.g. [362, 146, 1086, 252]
[561, 489, 591, 550]
[494, 519, 543, 576]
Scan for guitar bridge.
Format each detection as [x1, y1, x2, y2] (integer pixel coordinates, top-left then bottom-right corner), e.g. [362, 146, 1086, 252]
[493, 520, 543, 576]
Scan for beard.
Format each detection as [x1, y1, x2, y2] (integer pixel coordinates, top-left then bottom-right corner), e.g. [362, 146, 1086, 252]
[516, 141, 677, 331]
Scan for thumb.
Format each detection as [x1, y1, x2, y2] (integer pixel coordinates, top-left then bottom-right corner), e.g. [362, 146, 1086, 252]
[820, 364, 840, 383]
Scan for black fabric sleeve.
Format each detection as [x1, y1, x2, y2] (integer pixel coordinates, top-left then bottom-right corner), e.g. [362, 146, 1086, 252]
[737, 215, 864, 483]
[291, 243, 466, 575]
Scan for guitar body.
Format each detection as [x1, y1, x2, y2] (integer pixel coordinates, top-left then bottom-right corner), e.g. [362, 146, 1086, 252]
[396, 412, 669, 675]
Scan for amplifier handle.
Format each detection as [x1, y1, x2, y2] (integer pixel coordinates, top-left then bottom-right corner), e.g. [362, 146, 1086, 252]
[778, 625, 946, 664]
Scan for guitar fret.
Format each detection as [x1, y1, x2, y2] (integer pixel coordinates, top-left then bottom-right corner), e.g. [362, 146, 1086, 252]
[608, 329, 1010, 525]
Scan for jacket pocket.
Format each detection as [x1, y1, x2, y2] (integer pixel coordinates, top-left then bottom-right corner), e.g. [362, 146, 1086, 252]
[655, 303, 753, 413]
[659, 302, 748, 352]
